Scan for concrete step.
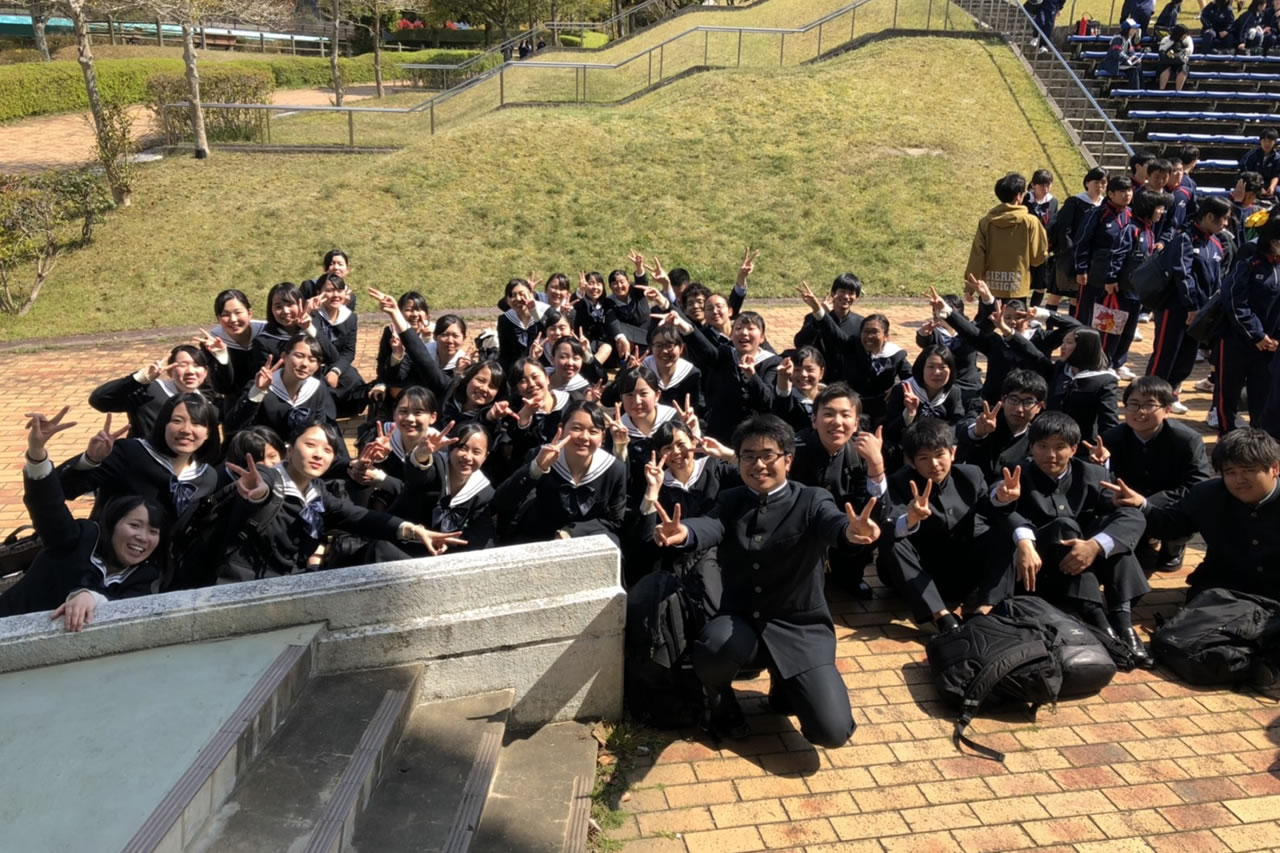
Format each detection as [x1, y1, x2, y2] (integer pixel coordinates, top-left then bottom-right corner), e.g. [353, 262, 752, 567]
[470, 722, 598, 853]
[351, 689, 514, 853]
[193, 664, 421, 853]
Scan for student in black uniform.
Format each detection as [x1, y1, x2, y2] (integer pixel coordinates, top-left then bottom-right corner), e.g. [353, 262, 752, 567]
[916, 291, 983, 406]
[613, 366, 683, 503]
[226, 335, 344, 460]
[772, 346, 826, 433]
[651, 413, 877, 747]
[570, 272, 618, 366]
[877, 418, 1018, 632]
[882, 345, 966, 453]
[502, 357, 574, 469]
[1223, 217, 1280, 434]
[1038, 327, 1121, 446]
[218, 420, 461, 581]
[843, 314, 911, 427]
[993, 411, 1152, 664]
[957, 368, 1048, 481]
[370, 287, 453, 400]
[89, 344, 214, 439]
[668, 310, 780, 440]
[311, 273, 366, 416]
[1105, 189, 1168, 376]
[492, 401, 628, 545]
[497, 278, 550, 370]
[368, 290, 431, 415]
[1026, 169, 1059, 309]
[249, 282, 341, 376]
[439, 360, 509, 434]
[635, 324, 703, 412]
[203, 289, 266, 397]
[604, 263, 652, 354]
[1048, 166, 1108, 315]
[1091, 376, 1212, 572]
[789, 384, 888, 599]
[793, 273, 864, 382]
[346, 385, 438, 510]
[0, 408, 169, 631]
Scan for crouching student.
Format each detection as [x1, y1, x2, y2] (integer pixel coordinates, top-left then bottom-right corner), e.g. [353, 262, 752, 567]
[218, 420, 462, 582]
[651, 414, 879, 747]
[790, 384, 888, 599]
[877, 418, 1017, 634]
[0, 409, 169, 632]
[957, 369, 1047, 481]
[1104, 429, 1280, 688]
[993, 412, 1152, 665]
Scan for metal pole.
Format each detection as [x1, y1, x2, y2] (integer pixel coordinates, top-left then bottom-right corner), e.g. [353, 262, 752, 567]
[583, 67, 588, 101]
[290, 35, 296, 55]
[704, 30, 708, 65]
[108, 16, 117, 45]
[659, 43, 664, 79]
[156, 18, 163, 47]
[851, 6, 857, 39]
[200, 27, 207, 49]
[348, 110, 354, 148]
[430, 102, 435, 134]
[499, 66, 505, 105]
[894, 0, 899, 28]
[259, 32, 265, 52]
[648, 50, 653, 86]
[927, 0, 934, 30]
[737, 29, 742, 66]
[779, 32, 785, 66]
[817, 21, 823, 57]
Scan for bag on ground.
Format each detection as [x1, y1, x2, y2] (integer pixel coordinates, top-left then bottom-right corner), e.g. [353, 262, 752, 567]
[624, 570, 707, 728]
[1151, 587, 1280, 685]
[999, 596, 1121, 695]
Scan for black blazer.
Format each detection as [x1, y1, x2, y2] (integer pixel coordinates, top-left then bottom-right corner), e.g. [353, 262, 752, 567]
[682, 481, 851, 678]
[956, 417, 1033, 482]
[1045, 366, 1120, 446]
[492, 449, 627, 544]
[1143, 480, 1280, 596]
[680, 328, 779, 440]
[881, 380, 967, 453]
[87, 375, 199, 440]
[249, 321, 341, 375]
[56, 438, 219, 527]
[790, 427, 878, 511]
[794, 310, 863, 383]
[881, 462, 999, 548]
[386, 450, 496, 553]
[916, 325, 982, 399]
[1004, 457, 1145, 553]
[224, 379, 343, 458]
[1099, 420, 1211, 505]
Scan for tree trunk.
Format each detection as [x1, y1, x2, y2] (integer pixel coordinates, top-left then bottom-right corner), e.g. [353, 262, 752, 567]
[330, 0, 343, 106]
[181, 22, 209, 159]
[29, 0, 51, 60]
[373, 26, 384, 97]
[69, 3, 106, 141]
[549, 0, 559, 46]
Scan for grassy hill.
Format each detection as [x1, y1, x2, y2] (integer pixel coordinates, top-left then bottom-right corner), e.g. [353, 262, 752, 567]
[0, 36, 1087, 341]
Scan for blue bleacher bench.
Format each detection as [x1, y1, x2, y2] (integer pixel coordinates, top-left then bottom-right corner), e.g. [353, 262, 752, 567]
[1148, 131, 1257, 143]
[1129, 109, 1279, 121]
[1096, 68, 1280, 82]
[1081, 50, 1280, 64]
[1069, 34, 1155, 45]
[1113, 88, 1280, 101]
[1198, 158, 1244, 169]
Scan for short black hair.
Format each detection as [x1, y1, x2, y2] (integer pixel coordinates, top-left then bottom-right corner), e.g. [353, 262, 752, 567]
[1123, 375, 1175, 406]
[731, 413, 796, 456]
[794, 345, 826, 371]
[285, 332, 326, 363]
[1147, 158, 1172, 176]
[902, 417, 956, 458]
[831, 273, 863, 296]
[995, 172, 1028, 204]
[1211, 428, 1280, 472]
[862, 313, 890, 336]
[226, 425, 286, 465]
[323, 249, 349, 270]
[1031, 168, 1054, 186]
[1107, 175, 1134, 193]
[912, 345, 956, 391]
[1083, 166, 1108, 187]
[1177, 145, 1200, 165]
[563, 399, 607, 430]
[434, 314, 467, 337]
[1132, 189, 1172, 221]
[1239, 171, 1265, 196]
[1261, 128, 1279, 142]
[653, 418, 693, 451]
[1028, 411, 1082, 447]
[398, 290, 428, 315]
[149, 391, 222, 464]
[215, 288, 251, 315]
[1195, 196, 1232, 222]
[681, 282, 711, 310]
[394, 385, 439, 417]
[733, 310, 766, 336]
[813, 382, 860, 415]
[669, 268, 691, 289]
[1001, 368, 1048, 401]
[617, 365, 660, 396]
[289, 416, 344, 451]
[1129, 151, 1155, 172]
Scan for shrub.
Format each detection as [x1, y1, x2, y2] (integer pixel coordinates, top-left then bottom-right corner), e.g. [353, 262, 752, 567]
[146, 66, 274, 144]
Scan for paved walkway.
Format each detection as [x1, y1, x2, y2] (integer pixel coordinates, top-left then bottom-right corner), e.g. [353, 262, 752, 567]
[2, 299, 1277, 853]
[0, 84, 403, 174]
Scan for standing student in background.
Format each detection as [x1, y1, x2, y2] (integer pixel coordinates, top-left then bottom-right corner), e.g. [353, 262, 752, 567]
[1049, 167, 1108, 315]
[965, 172, 1050, 303]
[1025, 169, 1059, 309]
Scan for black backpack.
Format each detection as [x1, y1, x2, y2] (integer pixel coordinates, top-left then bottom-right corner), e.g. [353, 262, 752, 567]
[1152, 587, 1280, 686]
[624, 571, 706, 729]
[999, 596, 1121, 697]
[926, 611, 1063, 762]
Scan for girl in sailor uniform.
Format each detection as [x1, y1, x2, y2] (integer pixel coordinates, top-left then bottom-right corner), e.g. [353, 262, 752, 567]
[497, 278, 550, 370]
[249, 282, 341, 377]
[226, 334, 346, 462]
[1022, 327, 1121, 446]
[501, 357, 574, 470]
[89, 344, 217, 439]
[845, 313, 911, 427]
[370, 287, 453, 401]
[612, 366, 684, 504]
[603, 324, 703, 413]
[376, 422, 497, 560]
[440, 360, 508, 431]
[348, 386, 438, 510]
[548, 336, 598, 400]
[368, 291, 431, 421]
[312, 274, 368, 417]
[882, 345, 967, 453]
[218, 420, 462, 582]
[492, 401, 627, 545]
[570, 272, 619, 366]
[0, 409, 171, 631]
[772, 346, 826, 433]
[203, 288, 267, 396]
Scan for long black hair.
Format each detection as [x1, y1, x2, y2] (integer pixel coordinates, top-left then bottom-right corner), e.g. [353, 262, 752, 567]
[148, 392, 222, 464]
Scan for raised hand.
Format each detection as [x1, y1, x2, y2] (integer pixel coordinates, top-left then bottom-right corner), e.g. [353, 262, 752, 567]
[529, 332, 546, 361]
[737, 247, 759, 286]
[643, 450, 666, 498]
[24, 406, 77, 458]
[902, 381, 921, 418]
[51, 590, 97, 633]
[844, 497, 881, 545]
[851, 426, 884, 468]
[1100, 478, 1144, 508]
[486, 400, 513, 422]
[919, 318, 938, 337]
[696, 435, 735, 460]
[1081, 435, 1110, 466]
[194, 329, 227, 357]
[143, 358, 178, 383]
[994, 465, 1022, 503]
[991, 299, 1012, 337]
[361, 421, 393, 465]
[389, 329, 404, 360]
[585, 380, 605, 403]
[226, 453, 269, 501]
[85, 413, 129, 464]
[420, 420, 459, 456]
[527, 270, 544, 292]
[605, 403, 630, 450]
[535, 427, 571, 473]
[738, 353, 757, 378]
[653, 502, 687, 547]
[368, 287, 398, 316]
[796, 281, 823, 313]
[673, 393, 700, 436]
[1058, 538, 1102, 575]
[646, 255, 668, 284]
[626, 249, 645, 276]
[255, 355, 283, 392]
[905, 479, 933, 527]
[973, 399, 1002, 438]
[926, 285, 946, 316]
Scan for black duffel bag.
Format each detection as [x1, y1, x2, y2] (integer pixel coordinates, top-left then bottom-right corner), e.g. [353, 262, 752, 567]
[1130, 253, 1174, 311]
[999, 596, 1122, 697]
[1152, 587, 1280, 686]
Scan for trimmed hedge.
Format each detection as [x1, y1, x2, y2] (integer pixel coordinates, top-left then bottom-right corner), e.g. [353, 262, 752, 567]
[147, 66, 274, 143]
[0, 48, 485, 123]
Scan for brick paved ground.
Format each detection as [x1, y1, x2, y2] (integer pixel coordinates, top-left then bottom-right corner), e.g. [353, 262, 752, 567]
[3, 298, 1278, 853]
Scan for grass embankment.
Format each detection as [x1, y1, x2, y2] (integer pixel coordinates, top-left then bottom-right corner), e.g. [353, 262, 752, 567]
[0, 36, 1086, 341]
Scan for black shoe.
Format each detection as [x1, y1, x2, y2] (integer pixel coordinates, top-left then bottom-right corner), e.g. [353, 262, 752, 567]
[703, 687, 749, 740]
[1080, 601, 1113, 635]
[1108, 611, 1154, 669]
[935, 613, 962, 634]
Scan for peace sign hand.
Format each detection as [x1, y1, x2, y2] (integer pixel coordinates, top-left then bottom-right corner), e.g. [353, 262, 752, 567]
[973, 399, 1002, 438]
[194, 329, 226, 357]
[845, 498, 881, 545]
[1081, 435, 1110, 466]
[530, 332, 546, 360]
[673, 394, 700, 437]
[927, 285, 946, 316]
[902, 381, 921, 417]
[535, 427, 571, 474]
[626, 248, 645, 275]
[796, 281, 823, 313]
[643, 450, 666, 498]
[421, 420, 459, 456]
[405, 524, 468, 556]
[226, 453, 269, 501]
[906, 479, 933, 527]
[144, 358, 178, 383]
[653, 502, 687, 547]
[585, 381, 605, 403]
[24, 406, 77, 457]
[605, 403, 630, 449]
[737, 247, 759, 286]
[1100, 478, 1144, 508]
[361, 421, 393, 465]
[368, 287, 398, 316]
[994, 465, 1022, 504]
[738, 353, 757, 378]
[85, 413, 129, 464]
[255, 355, 283, 392]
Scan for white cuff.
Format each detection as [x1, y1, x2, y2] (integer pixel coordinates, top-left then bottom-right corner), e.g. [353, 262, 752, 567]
[1013, 526, 1035, 544]
[1034, 307, 1050, 321]
[938, 305, 953, 320]
[248, 386, 267, 403]
[1092, 533, 1116, 558]
[866, 474, 887, 497]
[389, 353, 404, 366]
[210, 346, 230, 366]
[989, 485, 1013, 507]
[132, 368, 151, 384]
[529, 460, 547, 480]
[811, 306, 827, 320]
[67, 589, 109, 606]
[368, 468, 387, 485]
[640, 497, 658, 515]
[894, 515, 919, 539]
[24, 457, 54, 479]
[75, 453, 100, 471]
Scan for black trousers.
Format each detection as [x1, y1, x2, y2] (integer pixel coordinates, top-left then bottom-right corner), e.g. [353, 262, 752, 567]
[691, 614, 854, 749]
[1216, 335, 1271, 434]
[828, 539, 874, 586]
[1146, 305, 1199, 390]
[1011, 517, 1150, 610]
[876, 533, 993, 624]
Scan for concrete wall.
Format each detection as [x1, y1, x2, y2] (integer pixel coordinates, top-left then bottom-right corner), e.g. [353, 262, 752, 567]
[0, 537, 625, 726]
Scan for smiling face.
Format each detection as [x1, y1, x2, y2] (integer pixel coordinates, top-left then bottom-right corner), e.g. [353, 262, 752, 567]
[562, 410, 603, 461]
[860, 321, 887, 354]
[609, 271, 630, 300]
[814, 395, 859, 451]
[1123, 392, 1169, 438]
[831, 287, 858, 317]
[582, 275, 604, 301]
[553, 341, 583, 380]
[1221, 461, 1280, 504]
[708, 296, 731, 330]
[911, 446, 955, 485]
[517, 362, 550, 402]
[164, 402, 209, 458]
[271, 294, 301, 328]
[111, 505, 161, 567]
[218, 298, 252, 338]
[737, 436, 791, 493]
[508, 284, 535, 314]
[684, 293, 707, 324]
[796, 356, 824, 393]
[449, 430, 489, 478]
[402, 303, 430, 334]
[622, 377, 657, 424]
[286, 341, 319, 382]
[394, 395, 436, 442]
[921, 354, 950, 395]
[651, 335, 682, 367]
[319, 279, 346, 310]
[1032, 435, 1076, 478]
[661, 430, 697, 471]
[289, 425, 336, 479]
[732, 317, 763, 356]
[466, 366, 499, 408]
[545, 315, 573, 348]
[436, 322, 465, 359]
[327, 254, 349, 278]
[546, 280, 572, 309]
[171, 351, 207, 391]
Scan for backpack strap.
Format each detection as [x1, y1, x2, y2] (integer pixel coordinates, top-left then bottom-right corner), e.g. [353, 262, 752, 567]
[955, 640, 1053, 763]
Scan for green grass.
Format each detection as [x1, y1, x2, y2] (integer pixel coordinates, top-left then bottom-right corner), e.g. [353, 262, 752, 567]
[0, 35, 1087, 341]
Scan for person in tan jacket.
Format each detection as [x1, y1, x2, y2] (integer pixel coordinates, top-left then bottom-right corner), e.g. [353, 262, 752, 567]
[965, 173, 1050, 301]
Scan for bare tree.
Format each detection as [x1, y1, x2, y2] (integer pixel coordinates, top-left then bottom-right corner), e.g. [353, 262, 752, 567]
[27, 0, 53, 59]
[339, 0, 424, 98]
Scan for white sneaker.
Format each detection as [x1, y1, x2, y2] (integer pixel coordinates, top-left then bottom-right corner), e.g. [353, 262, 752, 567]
[1139, 312, 1152, 323]
[1193, 377, 1215, 392]
[1132, 329, 1144, 342]
[1207, 408, 1220, 429]
[1116, 366, 1137, 380]
[1170, 400, 1189, 414]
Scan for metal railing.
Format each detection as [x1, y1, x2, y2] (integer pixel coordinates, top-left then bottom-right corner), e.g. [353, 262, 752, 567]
[952, 0, 1134, 166]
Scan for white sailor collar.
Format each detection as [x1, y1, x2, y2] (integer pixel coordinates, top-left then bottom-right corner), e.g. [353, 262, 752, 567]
[623, 404, 677, 439]
[443, 456, 491, 505]
[209, 319, 266, 351]
[663, 455, 708, 492]
[552, 446, 615, 485]
[907, 376, 949, 408]
[139, 438, 207, 481]
[274, 463, 325, 505]
[270, 370, 321, 408]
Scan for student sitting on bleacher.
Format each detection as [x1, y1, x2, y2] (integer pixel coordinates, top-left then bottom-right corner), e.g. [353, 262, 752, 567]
[1233, 0, 1270, 54]
[1239, 128, 1280, 197]
[1157, 24, 1194, 90]
[1201, 0, 1237, 53]
[1153, 0, 1182, 35]
[1102, 20, 1145, 88]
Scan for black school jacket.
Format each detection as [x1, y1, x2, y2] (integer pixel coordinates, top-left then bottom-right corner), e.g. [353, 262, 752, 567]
[56, 438, 219, 527]
[1004, 457, 1145, 552]
[635, 456, 741, 575]
[790, 428, 878, 511]
[881, 463, 1000, 547]
[949, 309, 1079, 405]
[224, 374, 342, 457]
[220, 465, 405, 582]
[492, 447, 627, 543]
[916, 325, 982, 399]
[1099, 420, 1211, 504]
[0, 462, 161, 616]
[794, 310, 864, 383]
[1143, 480, 1280, 595]
[249, 320, 341, 375]
[88, 375, 219, 440]
[397, 327, 453, 399]
[206, 320, 267, 397]
[386, 450, 496, 552]
[682, 480, 851, 678]
[681, 328, 780, 440]
[1045, 366, 1120, 446]
[956, 417, 1033, 482]
[882, 379, 967, 451]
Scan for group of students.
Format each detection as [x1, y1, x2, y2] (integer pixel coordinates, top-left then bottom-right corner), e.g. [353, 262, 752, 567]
[2, 234, 1278, 749]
